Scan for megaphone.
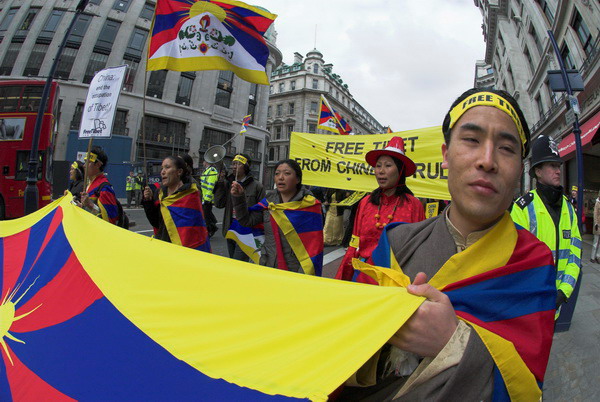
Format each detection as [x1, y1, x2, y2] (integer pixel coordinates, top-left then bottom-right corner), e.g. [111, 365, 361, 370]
[204, 145, 226, 164]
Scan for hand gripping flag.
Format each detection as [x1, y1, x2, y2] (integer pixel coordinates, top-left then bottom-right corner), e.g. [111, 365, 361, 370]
[149, 0, 277, 85]
[0, 195, 427, 401]
[360, 212, 556, 401]
[159, 182, 210, 252]
[225, 199, 266, 264]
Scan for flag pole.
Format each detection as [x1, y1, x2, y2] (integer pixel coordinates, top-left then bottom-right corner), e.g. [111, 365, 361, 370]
[82, 137, 94, 192]
[321, 95, 344, 132]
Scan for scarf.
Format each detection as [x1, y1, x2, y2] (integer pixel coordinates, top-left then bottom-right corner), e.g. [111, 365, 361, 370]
[361, 212, 556, 401]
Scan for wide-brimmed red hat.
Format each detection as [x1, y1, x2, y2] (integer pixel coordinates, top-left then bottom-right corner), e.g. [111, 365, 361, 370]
[365, 136, 416, 176]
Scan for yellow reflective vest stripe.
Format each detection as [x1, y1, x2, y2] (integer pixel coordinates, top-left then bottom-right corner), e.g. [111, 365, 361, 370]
[511, 190, 581, 299]
[200, 166, 218, 203]
[125, 176, 134, 191]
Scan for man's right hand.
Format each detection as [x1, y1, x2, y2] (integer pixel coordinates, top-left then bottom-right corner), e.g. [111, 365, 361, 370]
[231, 181, 245, 196]
[143, 186, 153, 201]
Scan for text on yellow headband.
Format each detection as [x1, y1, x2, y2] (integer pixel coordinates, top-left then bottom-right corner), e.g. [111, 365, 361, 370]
[84, 152, 98, 163]
[233, 155, 248, 165]
[448, 92, 527, 156]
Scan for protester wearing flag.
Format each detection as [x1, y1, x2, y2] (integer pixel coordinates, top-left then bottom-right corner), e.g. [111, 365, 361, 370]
[142, 156, 210, 252]
[231, 159, 323, 275]
[338, 88, 555, 401]
[214, 153, 265, 262]
[335, 136, 425, 284]
[80, 146, 119, 225]
[148, 0, 276, 85]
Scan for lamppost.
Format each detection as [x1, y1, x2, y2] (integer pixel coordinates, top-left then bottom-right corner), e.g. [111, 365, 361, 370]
[23, 0, 89, 215]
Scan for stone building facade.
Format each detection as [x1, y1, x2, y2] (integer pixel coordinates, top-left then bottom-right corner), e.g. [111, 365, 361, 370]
[0, 0, 281, 190]
[474, 0, 599, 225]
[265, 49, 384, 187]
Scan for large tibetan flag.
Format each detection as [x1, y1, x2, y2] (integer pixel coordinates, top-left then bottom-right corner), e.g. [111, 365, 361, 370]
[148, 0, 277, 85]
[360, 212, 556, 401]
[0, 196, 425, 401]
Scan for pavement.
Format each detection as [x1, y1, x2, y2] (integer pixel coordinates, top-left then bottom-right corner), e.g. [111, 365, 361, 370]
[125, 203, 600, 399]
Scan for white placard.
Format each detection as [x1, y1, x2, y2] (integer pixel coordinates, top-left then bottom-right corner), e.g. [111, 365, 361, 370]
[78, 65, 127, 138]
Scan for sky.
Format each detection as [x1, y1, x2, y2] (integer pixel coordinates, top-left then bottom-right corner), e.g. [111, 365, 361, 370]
[256, 0, 486, 132]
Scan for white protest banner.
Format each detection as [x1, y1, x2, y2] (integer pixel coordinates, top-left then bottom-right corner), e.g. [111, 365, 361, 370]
[78, 65, 127, 139]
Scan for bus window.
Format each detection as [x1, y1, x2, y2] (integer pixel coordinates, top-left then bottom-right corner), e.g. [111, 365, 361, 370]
[15, 151, 43, 181]
[0, 86, 21, 112]
[20, 86, 43, 112]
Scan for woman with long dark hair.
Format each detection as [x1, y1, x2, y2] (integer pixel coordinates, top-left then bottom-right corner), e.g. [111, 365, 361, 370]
[231, 159, 324, 275]
[335, 137, 425, 283]
[142, 155, 210, 252]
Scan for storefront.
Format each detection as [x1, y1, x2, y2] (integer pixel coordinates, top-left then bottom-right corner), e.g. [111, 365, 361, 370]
[559, 109, 600, 234]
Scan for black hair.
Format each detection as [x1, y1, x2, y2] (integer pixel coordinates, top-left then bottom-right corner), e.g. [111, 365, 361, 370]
[237, 153, 251, 175]
[164, 155, 190, 183]
[179, 153, 195, 177]
[369, 156, 414, 205]
[90, 145, 108, 171]
[72, 160, 84, 181]
[441, 88, 530, 157]
[274, 159, 303, 190]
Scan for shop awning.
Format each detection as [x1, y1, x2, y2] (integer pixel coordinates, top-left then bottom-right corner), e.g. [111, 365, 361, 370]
[558, 110, 600, 160]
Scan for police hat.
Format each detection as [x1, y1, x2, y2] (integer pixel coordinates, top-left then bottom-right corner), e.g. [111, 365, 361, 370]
[529, 135, 563, 176]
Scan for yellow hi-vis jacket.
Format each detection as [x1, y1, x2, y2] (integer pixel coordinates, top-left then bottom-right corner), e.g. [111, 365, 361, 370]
[200, 166, 218, 203]
[511, 189, 581, 299]
[125, 175, 134, 191]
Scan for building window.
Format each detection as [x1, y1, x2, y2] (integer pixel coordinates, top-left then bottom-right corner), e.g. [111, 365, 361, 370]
[83, 51, 109, 84]
[524, 47, 534, 73]
[55, 46, 78, 79]
[244, 137, 259, 160]
[571, 11, 593, 56]
[247, 83, 257, 123]
[528, 24, 543, 55]
[70, 103, 85, 130]
[313, 64, 319, 74]
[15, 7, 39, 37]
[535, 95, 544, 119]
[24, 42, 48, 76]
[0, 8, 18, 41]
[126, 28, 148, 59]
[147, 70, 168, 98]
[286, 124, 294, 137]
[561, 44, 576, 69]
[113, 109, 128, 136]
[200, 127, 231, 152]
[122, 57, 139, 92]
[140, 116, 188, 160]
[215, 70, 234, 108]
[535, 0, 555, 26]
[0, 41, 21, 75]
[308, 123, 316, 133]
[290, 80, 296, 90]
[39, 10, 64, 40]
[89, 0, 102, 4]
[269, 85, 273, 94]
[275, 126, 282, 139]
[113, 0, 131, 12]
[67, 14, 92, 46]
[312, 79, 318, 89]
[140, 2, 155, 20]
[310, 101, 318, 114]
[268, 147, 275, 161]
[176, 73, 195, 105]
[276, 104, 282, 117]
[278, 82, 284, 92]
[96, 19, 121, 52]
[267, 105, 271, 117]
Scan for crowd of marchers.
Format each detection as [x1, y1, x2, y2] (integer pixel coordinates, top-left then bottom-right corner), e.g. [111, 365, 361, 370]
[65, 87, 599, 400]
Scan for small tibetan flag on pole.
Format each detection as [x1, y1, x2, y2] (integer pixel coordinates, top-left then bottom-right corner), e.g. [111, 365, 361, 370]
[240, 114, 251, 134]
[148, 0, 277, 85]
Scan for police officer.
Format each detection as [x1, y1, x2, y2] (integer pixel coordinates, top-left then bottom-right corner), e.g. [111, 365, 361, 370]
[125, 171, 135, 208]
[201, 160, 219, 237]
[511, 135, 581, 315]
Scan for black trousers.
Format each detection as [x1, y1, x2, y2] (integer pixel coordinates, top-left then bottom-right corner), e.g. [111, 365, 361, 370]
[203, 202, 218, 236]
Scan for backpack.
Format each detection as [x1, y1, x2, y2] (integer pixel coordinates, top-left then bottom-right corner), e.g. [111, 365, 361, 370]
[97, 182, 129, 229]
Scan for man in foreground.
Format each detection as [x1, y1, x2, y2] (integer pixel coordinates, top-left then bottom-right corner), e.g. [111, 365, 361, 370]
[341, 89, 556, 400]
[511, 135, 581, 313]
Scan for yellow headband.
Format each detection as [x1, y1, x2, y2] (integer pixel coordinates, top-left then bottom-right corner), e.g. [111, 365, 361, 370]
[85, 152, 98, 163]
[71, 162, 79, 169]
[448, 92, 527, 157]
[233, 155, 248, 165]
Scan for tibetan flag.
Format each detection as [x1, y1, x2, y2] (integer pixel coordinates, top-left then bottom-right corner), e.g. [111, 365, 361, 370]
[159, 183, 210, 252]
[317, 96, 339, 134]
[0, 195, 426, 400]
[386, 126, 393, 133]
[148, 0, 277, 85]
[240, 114, 252, 134]
[334, 112, 352, 135]
[362, 212, 556, 401]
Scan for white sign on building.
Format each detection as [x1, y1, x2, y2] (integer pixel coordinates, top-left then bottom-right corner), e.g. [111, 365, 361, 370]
[78, 65, 127, 139]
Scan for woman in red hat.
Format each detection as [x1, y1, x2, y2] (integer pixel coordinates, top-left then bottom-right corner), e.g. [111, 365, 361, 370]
[335, 136, 425, 283]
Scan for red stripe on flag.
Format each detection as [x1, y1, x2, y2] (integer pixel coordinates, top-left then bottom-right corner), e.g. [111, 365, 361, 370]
[1, 229, 29, 303]
[3, 344, 75, 401]
[297, 230, 324, 257]
[12, 253, 103, 333]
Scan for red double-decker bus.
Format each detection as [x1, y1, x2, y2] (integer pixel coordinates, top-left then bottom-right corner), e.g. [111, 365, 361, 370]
[0, 80, 60, 219]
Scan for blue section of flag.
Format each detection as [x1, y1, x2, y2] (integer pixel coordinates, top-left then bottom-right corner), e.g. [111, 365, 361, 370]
[283, 209, 322, 234]
[168, 206, 206, 228]
[12, 297, 299, 401]
[0, 357, 11, 401]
